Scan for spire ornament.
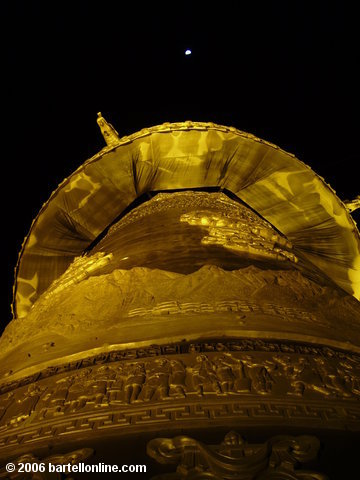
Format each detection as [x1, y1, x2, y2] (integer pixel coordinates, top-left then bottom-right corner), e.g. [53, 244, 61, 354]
[96, 112, 120, 147]
[344, 195, 360, 213]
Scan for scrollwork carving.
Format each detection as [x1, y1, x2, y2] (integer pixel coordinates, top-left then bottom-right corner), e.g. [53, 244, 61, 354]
[147, 432, 328, 479]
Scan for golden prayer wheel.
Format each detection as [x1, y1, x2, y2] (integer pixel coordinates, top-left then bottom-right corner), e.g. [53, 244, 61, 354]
[0, 118, 359, 479]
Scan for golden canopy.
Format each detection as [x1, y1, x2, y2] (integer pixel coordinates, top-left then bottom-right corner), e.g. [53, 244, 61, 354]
[13, 120, 360, 318]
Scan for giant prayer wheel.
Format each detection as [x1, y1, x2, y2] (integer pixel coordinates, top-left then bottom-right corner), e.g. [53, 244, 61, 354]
[0, 117, 360, 479]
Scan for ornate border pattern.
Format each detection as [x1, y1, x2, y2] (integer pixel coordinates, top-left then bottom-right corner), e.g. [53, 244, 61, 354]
[0, 339, 359, 457]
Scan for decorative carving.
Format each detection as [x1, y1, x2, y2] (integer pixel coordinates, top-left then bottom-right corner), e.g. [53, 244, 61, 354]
[188, 355, 222, 396]
[0, 399, 359, 453]
[0, 392, 14, 424]
[1, 340, 360, 400]
[147, 431, 328, 479]
[107, 190, 276, 233]
[344, 194, 360, 213]
[127, 301, 317, 324]
[180, 210, 297, 264]
[169, 360, 187, 398]
[123, 362, 146, 404]
[0, 384, 46, 430]
[37, 375, 75, 419]
[43, 252, 113, 300]
[141, 359, 171, 402]
[0, 347, 359, 443]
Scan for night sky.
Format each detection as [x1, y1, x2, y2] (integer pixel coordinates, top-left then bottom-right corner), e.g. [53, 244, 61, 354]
[2, 1, 359, 333]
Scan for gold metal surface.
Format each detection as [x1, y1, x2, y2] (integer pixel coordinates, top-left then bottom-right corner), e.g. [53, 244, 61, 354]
[96, 112, 120, 147]
[13, 120, 360, 319]
[344, 194, 360, 212]
[1, 117, 359, 477]
[2, 190, 360, 377]
[1, 340, 360, 453]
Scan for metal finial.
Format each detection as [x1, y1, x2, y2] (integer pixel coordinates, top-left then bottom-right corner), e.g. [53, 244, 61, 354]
[96, 112, 120, 147]
[344, 195, 360, 213]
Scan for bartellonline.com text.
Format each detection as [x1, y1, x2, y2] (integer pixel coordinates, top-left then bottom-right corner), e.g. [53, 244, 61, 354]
[6, 461, 147, 474]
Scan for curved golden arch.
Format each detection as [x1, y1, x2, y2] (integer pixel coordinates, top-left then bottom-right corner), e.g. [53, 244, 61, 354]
[13, 121, 360, 318]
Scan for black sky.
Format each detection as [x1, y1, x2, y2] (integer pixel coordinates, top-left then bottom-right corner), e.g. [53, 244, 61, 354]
[1, 1, 359, 332]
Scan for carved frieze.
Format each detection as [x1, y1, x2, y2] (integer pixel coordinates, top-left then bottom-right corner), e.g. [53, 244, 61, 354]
[1, 339, 359, 397]
[0, 342, 359, 454]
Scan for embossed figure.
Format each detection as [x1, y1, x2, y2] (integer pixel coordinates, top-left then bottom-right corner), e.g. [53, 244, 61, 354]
[1, 384, 45, 427]
[313, 357, 353, 398]
[338, 359, 360, 397]
[190, 355, 221, 396]
[272, 355, 309, 396]
[123, 362, 146, 404]
[108, 365, 126, 404]
[215, 353, 251, 393]
[0, 391, 14, 428]
[89, 365, 117, 407]
[64, 368, 93, 412]
[37, 375, 75, 419]
[241, 356, 273, 394]
[272, 354, 353, 398]
[142, 359, 171, 401]
[169, 360, 187, 398]
[214, 355, 236, 394]
[233, 361, 252, 393]
[291, 357, 322, 397]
